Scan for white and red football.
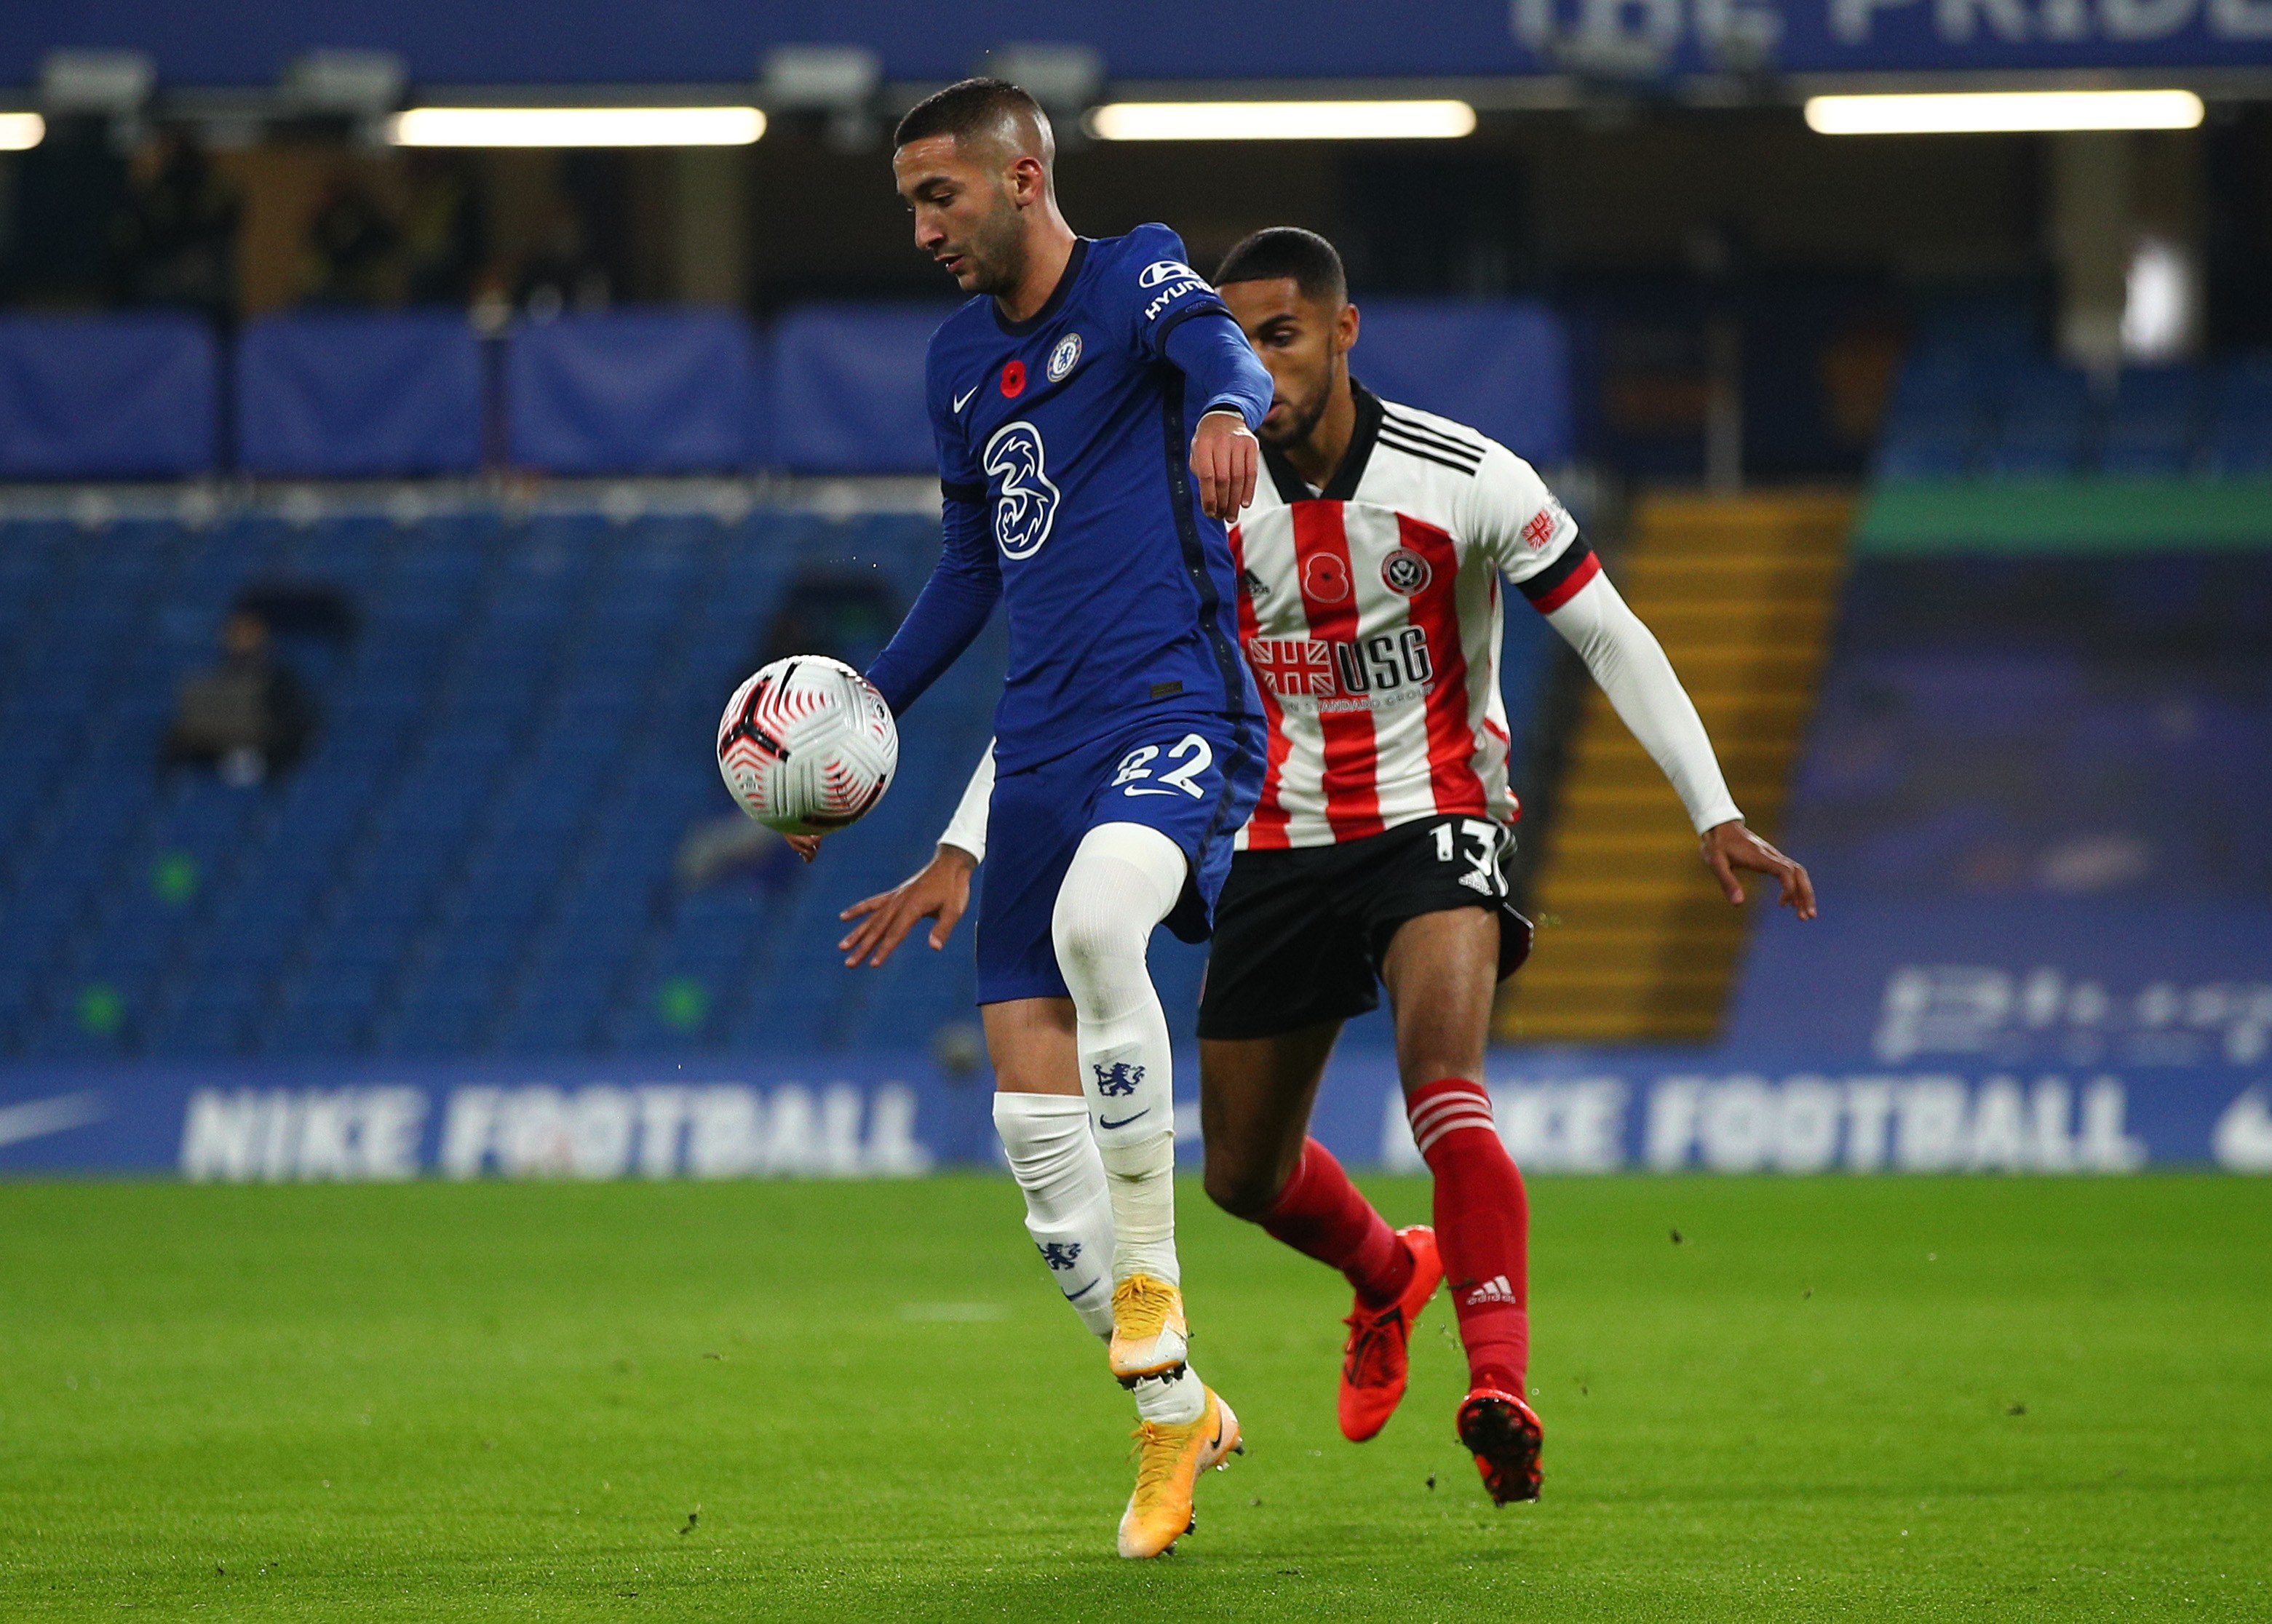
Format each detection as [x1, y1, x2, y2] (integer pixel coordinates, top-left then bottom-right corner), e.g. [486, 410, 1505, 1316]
[715, 656, 897, 835]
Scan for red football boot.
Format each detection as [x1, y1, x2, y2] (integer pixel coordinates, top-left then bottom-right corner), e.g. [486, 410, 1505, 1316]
[1337, 1225, 1444, 1442]
[1457, 1386, 1544, 1505]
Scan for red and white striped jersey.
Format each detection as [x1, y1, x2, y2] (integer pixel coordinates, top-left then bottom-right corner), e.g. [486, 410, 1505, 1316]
[1228, 382, 1597, 850]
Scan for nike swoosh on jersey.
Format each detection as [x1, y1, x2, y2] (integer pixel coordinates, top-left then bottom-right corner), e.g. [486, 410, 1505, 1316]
[1121, 787, 1183, 797]
[952, 384, 979, 413]
[1098, 1110, 1150, 1130]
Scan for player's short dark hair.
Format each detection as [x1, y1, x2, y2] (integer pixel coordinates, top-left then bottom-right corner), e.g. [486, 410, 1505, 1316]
[894, 77, 1052, 158]
[1215, 228, 1347, 305]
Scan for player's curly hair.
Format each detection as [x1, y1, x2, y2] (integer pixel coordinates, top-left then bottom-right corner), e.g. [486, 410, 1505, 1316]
[894, 77, 1054, 163]
[1215, 227, 1347, 305]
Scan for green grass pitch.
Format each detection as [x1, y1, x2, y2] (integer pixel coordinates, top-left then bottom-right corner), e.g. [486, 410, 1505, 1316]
[1, 1174, 2266, 1621]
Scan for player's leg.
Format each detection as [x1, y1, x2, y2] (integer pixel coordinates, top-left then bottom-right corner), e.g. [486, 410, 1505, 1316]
[1050, 821, 1189, 1329]
[1057, 718, 1263, 1558]
[1380, 904, 1544, 1503]
[1201, 1023, 1415, 1308]
[984, 997, 1116, 1341]
[1193, 831, 1446, 1441]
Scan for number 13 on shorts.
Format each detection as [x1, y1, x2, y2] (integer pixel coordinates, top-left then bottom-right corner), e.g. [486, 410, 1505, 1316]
[1113, 733, 1215, 799]
[1434, 817, 1507, 898]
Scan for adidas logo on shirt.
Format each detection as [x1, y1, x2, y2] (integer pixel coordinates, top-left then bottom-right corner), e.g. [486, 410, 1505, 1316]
[1462, 1274, 1519, 1307]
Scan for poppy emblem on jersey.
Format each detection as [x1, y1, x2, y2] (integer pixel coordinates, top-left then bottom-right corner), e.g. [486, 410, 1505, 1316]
[1302, 552, 1351, 605]
[1046, 333, 1082, 382]
[1000, 359, 1027, 398]
[1381, 547, 1432, 597]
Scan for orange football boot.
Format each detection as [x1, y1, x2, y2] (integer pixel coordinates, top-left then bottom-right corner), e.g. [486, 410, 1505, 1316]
[1338, 1225, 1444, 1442]
[1118, 1385, 1242, 1559]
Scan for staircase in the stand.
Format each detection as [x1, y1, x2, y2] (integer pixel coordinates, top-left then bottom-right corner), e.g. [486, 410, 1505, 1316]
[1495, 489, 1854, 1044]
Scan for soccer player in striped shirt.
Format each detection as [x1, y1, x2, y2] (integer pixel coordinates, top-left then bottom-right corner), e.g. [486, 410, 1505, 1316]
[844, 226, 1814, 1507]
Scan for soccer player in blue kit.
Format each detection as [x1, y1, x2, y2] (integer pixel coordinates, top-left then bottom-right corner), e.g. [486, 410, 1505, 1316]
[812, 79, 1274, 1557]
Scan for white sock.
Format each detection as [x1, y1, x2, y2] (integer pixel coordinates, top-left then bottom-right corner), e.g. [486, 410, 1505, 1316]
[1052, 821, 1187, 1287]
[992, 1092, 1116, 1341]
[1132, 1364, 1207, 1425]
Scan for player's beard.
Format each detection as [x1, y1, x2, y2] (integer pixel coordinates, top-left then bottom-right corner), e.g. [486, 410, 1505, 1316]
[956, 191, 1028, 299]
[1260, 360, 1335, 454]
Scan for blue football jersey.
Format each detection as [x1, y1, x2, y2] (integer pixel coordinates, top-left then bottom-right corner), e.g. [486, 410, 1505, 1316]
[912, 224, 1271, 773]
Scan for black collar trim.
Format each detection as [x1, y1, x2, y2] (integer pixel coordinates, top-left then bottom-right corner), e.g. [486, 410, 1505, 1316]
[1260, 378, 1383, 506]
[993, 239, 1089, 337]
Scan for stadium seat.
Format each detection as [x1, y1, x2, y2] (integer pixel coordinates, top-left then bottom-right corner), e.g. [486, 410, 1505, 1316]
[1981, 362, 2091, 477]
[2099, 366, 2204, 477]
[0, 498, 1568, 1064]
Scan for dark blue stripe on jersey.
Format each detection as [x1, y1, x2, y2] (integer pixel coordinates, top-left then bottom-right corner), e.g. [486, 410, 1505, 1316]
[1151, 296, 1234, 351]
[1517, 537, 1595, 605]
[1156, 372, 1250, 726]
[993, 239, 1091, 337]
[941, 478, 985, 504]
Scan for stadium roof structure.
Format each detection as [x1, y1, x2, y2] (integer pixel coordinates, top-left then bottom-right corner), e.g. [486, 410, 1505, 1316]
[4, 0, 2271, 137]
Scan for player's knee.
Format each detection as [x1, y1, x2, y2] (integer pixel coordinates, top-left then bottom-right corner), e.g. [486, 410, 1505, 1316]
[1050, 886, 1136, 987]
[1202, 1148, 1282, 1219]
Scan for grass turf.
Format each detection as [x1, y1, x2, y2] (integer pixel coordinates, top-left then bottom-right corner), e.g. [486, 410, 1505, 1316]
[0, 1174, 2265, 1621]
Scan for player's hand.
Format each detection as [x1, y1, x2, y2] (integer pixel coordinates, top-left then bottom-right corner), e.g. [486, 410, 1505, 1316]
[837, 845, 977, 967]
[1190, 409, 1258, 522]
[1700, 820, 1816, 920]
[785, 834, 822, 863]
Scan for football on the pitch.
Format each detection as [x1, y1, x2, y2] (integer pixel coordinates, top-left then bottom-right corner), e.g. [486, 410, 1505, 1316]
[715, 656, 897, 835]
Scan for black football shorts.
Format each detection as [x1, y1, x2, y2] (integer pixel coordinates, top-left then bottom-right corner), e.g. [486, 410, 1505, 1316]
[1195, 813, 1533, 1041]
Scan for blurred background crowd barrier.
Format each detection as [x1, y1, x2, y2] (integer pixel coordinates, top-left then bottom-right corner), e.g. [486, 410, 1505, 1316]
[0, 302, 1573, 479]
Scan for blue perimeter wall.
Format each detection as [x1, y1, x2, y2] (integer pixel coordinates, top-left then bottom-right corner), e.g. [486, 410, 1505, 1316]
[0, 1050, 2265, 1179]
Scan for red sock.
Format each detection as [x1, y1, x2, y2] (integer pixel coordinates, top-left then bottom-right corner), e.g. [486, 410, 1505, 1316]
[1407, 1077, 1530, 1395]
[1255, 1138, 1414, 1308]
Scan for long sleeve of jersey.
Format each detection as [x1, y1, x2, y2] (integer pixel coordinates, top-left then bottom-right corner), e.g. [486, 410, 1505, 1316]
[1162, 311, 1273, 430]
[1544, 572, 1743, 835]
[864, 495, 1000, 717]
[937, 741, 996, 862]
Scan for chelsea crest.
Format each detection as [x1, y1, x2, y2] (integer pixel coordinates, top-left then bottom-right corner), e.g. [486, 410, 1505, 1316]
[1046, 333, 1083, 383]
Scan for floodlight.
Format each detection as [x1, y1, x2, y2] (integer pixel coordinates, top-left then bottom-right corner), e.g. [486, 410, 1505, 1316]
[386, 106, 767, 147]
[1804, 90, 2204, 135]
[1084, 100, 1477, 141]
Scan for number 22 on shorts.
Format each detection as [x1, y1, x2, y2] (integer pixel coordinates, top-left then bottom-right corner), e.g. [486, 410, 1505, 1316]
[1114, 733, 1214, 798]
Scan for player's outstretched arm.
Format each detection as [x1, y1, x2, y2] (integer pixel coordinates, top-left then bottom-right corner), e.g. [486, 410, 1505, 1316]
[838, 845, 975, 966]
[1539, 569, 1819, 921]
[837, 742, 993, 966]
[1157, 297, 1270, 521]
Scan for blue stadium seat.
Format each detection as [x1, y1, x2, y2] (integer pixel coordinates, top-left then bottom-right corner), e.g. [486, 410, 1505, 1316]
[2099, 366, 2204, 477]
[2205, 356, 2272, 475]
[1982, 362, 2091, 477]
[1, 500, 1557, 1063]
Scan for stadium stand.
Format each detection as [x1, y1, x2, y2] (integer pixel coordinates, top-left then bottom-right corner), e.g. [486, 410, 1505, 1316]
[0, 501, 1571, 1062]
[1873, 299, 2272, 481]
[1495, 489, 1853, 1044]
